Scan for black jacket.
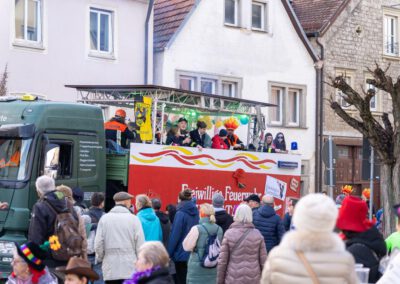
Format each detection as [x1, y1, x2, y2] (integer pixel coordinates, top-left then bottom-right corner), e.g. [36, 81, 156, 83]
[189, 129, 205, 147]
[155, 211, 171, 248]
[346, 226, 386, 283]
[137, 267, 173, 284]
[215, 210, 233, 234]
[283, 212, 292, 231]
[84, 207, 105, 231]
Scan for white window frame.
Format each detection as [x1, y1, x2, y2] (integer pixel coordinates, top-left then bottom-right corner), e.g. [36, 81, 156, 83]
[200, 78, 217, 95]
[384, 14, 398, 56]
[365, 77, 378, 112]
[89, 7, 114, 56]
[288, 89, 300, 126]
[222, 81, 237, 98]
[13, 0, 43, 47]
[251, 1, 266, 31]
[179, 76, 196, 91]
[270, 87, 283, 125]
[224, 0, 239, 26]
[176, 71, 242, 98]
[335, 70, 354, 109]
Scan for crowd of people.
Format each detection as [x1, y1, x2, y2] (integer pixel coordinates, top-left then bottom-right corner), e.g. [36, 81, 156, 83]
[8, 174, 400, 283]
[104, 109, 289, 153]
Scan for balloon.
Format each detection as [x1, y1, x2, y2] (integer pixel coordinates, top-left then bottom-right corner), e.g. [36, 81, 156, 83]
[198, 116, 213, 130]
[239, 116, 249, 125]
[215, 120, 223, 128]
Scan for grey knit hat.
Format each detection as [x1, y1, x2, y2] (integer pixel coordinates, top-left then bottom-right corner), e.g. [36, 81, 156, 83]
[212, 193, 224, 208]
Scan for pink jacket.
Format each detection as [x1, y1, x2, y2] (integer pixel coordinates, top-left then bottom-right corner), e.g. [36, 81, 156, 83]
[217, 222, 267, 284]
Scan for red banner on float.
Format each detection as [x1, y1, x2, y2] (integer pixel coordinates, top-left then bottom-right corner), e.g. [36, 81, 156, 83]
[128, 145, 301, 216]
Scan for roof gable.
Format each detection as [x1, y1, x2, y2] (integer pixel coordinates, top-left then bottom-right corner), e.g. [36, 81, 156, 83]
[291, 0, 349, 35]
[154, 0, 196, 51]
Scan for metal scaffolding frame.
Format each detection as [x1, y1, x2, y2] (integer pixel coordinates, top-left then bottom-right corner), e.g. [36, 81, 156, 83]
[66, 85, 275, 145]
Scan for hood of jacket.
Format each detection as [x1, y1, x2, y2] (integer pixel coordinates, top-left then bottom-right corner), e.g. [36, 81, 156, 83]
[257, 204, 276, 218]
[44, 190, 68, 212]
[215, 210, 230, 221]
[177, 200, 198, 217]
[155, 211, 170, 225]
[346, 226, 387, 257]
[138, 207, 157, 222]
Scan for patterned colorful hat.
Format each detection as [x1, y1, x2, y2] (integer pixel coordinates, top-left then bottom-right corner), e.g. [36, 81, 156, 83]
[16, 242, 46, 271]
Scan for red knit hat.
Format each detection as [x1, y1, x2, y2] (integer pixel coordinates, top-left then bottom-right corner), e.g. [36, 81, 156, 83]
[336, 196, 373, 233]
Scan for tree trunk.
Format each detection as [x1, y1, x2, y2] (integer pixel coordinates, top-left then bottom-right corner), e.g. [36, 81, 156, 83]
[381, 163, 400, 237]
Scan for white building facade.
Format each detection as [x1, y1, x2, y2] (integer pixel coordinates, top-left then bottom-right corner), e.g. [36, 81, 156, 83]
[0, 0, 153, 101]
[154, 0, 319, 193]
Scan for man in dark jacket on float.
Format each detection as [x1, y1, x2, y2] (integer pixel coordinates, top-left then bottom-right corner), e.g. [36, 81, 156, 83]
[253, 195, 285, 252]
[28, 175, 71, 268]
[212, 193, 233, 234]
[168, 189, 199, 284]
[152, 198, 171, 248]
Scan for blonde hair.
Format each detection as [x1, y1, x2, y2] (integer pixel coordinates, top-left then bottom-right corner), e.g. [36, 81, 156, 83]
[139, 241, 170, 268]
[200, 203, 216, 223]
[234, 204, 253, 223]
[56, 185, 74, 202]
[136, 194, 152, 211]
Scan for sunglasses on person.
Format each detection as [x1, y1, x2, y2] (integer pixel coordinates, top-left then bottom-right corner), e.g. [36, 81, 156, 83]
[277, 136, 284, 139]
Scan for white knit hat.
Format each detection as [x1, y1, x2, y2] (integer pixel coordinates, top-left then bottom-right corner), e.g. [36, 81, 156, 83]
[292, 193, 338, 233]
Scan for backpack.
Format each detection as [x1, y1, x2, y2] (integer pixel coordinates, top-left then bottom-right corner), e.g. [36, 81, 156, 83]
[45, 199, 84, 261]
[197, 224, 221, 268]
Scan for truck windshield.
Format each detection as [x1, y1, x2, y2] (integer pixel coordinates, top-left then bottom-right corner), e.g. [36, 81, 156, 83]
[0, 138, 32, 181]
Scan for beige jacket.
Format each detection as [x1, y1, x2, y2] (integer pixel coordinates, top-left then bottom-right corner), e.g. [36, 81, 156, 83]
[95, 205, 145, 281]
[261, 230, 358, 284]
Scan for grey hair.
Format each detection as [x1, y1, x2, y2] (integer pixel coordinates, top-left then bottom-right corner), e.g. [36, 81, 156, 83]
[234, 204, 253, 223]
[136, 194, 152, 210]
[139, 241, 170, 268]
[35, 176, 55, 196]
[262, 195, 274, 205]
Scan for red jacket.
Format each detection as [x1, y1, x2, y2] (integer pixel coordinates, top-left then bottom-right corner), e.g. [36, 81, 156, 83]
[212, 135, 229, 150]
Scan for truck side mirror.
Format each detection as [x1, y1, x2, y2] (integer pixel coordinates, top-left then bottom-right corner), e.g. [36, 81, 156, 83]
[44, 144, 60, 179]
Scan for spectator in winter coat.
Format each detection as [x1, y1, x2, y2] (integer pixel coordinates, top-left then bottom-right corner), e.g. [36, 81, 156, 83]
[217, 204, 266, 284]
[183, 203, 223, 284]
[337, 196, 387, 283]
[212, 193, 233, 234]
[55, 185, 88, 261]
[7, 242, 58, 284]
[261, 194, 358, 284]
[166, 204, 177, 224]
[243, 194, 260, 211]
[152, 198, 171, 248]
[377, 251, 400, 284]
[28, 176, 84, 268]
[211, 129, 229, 150]
[72, 187, 88, 216]
[136, 195, 162, 242]
[95, 191, 145, 284]
[167, 189, 199, 284]
[273, 132, 287, 153]
[253, 195, 285, 252]
[189, 121, 211, 148]
[283, 198, 298, 231]
[124, 242, 173, 284]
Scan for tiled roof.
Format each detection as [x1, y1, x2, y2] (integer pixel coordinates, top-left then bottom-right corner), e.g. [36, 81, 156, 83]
[154, 0, 196, 51]
[291, 0, 349, 35]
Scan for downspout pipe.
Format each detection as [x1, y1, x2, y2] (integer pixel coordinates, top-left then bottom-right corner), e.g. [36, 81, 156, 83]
[315, 34, 324, 192]
[144, 0, 155, 85]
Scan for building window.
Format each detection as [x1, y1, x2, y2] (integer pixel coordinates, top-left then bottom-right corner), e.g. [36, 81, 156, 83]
[269, 83, 306, 128]
[335, 70, 354, 109]
[270, 87, 283, 124]
[384, 15, 398, 56]
[15, 0, 42, 43]
[288, 89, 300, 125]
[177, 71, 242, 98]
[90, 8, 113, 53]
[252, 2, 266, 30]
[225, 0, 239, 26]
[222, 81, 237, 98]
[201, 79, 217, 95]
[365, 79, 378, 111]
[180, 76, 196, 91]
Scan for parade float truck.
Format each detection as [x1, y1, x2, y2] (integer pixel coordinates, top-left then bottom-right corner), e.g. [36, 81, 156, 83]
[0, 87, 300, 277]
